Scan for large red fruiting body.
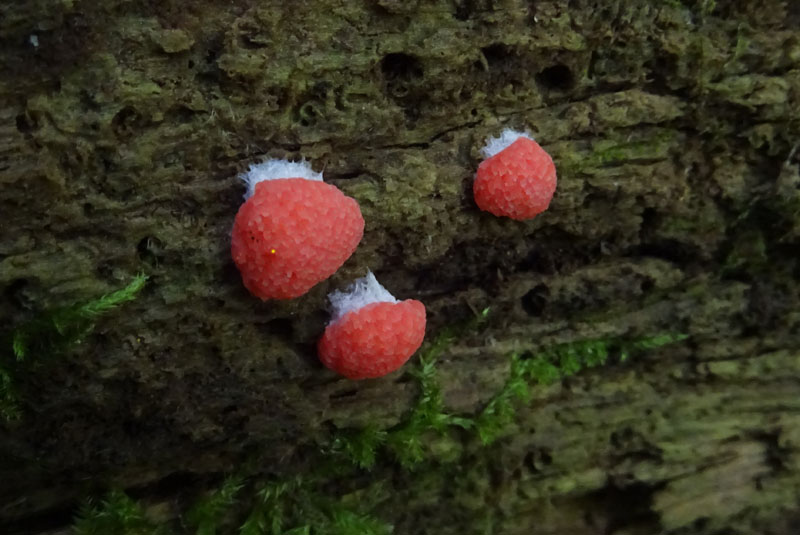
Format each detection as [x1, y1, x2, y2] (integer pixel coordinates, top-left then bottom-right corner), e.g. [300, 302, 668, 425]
[231, 178, 364, 300]
[473, 137, 557, 220]
[318, 300, 426, 379]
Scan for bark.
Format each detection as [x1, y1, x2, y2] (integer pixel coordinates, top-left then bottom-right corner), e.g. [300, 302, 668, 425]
[1, 0, 800, 533]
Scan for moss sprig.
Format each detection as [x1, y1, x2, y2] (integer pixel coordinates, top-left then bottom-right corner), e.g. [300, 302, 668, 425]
[10, 273, 148, 362]
[73, 490, 168, 535]
[290, 488, 393, 535]
[66, 311, 686, 534]
[475, 333, 689, 444]
[330, 308, 489, 469]
[315, 508, 392, 535]
[329, 307, 687, 462]
[385, 344, 475, 468]
[240, 476, 306, 535]
[0, 365, 20, 422]
[1, 274, 148, 423]
[329, 426, 388, 470]
[185, 475, 245, 535]
[237, 475, 392, 535]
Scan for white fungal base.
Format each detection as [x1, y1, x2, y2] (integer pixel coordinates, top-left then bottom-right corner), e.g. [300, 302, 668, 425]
[240, 158, 323, 200]
[328, 271, 397, 323]
[481, 128, 534, 158]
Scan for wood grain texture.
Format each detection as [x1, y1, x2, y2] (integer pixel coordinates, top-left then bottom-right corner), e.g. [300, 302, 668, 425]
[1, 0, 799, 533]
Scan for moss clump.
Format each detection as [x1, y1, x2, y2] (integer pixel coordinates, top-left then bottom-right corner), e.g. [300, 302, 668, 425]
[383, 338, 475, 468]
[330, 308, 489, 469]
[475, 333, 689, 445]
[0, 367, 20, 422]
[77, 477, 391, 535]
[73, 490, 168, 535]
[328, 426, 389, 470]
[9, 273, 148, 361]
[238, 476, 391, 535]
[185, 475, 245, 535]
[239, 477, 306, 535]
[329, 307, 687, 462]
[66, 316, 688, 535]
[1, 274, 148, 422]
[561, 130, 678, 173]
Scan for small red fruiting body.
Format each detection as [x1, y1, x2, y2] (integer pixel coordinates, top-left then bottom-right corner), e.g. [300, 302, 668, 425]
[318, 272, 426, 379]
[231, 160, 364, 300]
[473, 129, 557, 220]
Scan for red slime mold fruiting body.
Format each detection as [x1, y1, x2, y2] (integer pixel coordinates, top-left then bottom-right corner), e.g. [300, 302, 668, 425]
[317, 271, 426, 379]
[473, 130, 557, 221]
[319, 300, 426, 379]
[231, 162, 364, 300]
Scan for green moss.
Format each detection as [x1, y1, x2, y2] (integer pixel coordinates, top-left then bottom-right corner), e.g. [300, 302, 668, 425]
[722, 229, 768, 275]
[76, 478, 392, 535]
[559, 130, 677, 174]
[475, 334, 689, 445]
[0, 367, 20, 422]
[239, 476, 392, 535]
[730, 25, 751, 65]
[302, 506, 391, 535]
[384, 337, 475, 468]
[1, 274, 148, 422]
[240, 477, 306, 535]
[330, 309, 687, 458]
[73, 490, 168, 535]
[185, 475, 244, 535]
[330, 308, 489, 469]
[66, 319, 688, 534]
[329, 426, 388, 470]
[9, 273, 148, 362]
[586, 135, 674, 168]
[699, 0, 717, 16]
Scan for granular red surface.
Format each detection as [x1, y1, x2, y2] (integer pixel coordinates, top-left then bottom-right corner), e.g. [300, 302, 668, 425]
[318, 300, 426, 379]
[473, 137, 557, 220]
[231, 178, 364, 300]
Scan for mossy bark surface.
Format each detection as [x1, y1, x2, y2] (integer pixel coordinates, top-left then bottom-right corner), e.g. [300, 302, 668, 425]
[2, 0, 800, 533]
